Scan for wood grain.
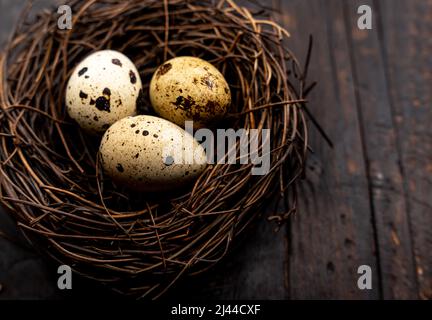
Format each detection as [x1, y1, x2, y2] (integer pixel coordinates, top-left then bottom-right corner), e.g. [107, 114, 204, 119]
[276, 0, 379, 299]
[377, 0, 432, 300]
[344, 0, 418, 299]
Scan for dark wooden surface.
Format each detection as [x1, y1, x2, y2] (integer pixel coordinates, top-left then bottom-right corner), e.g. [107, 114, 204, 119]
[0, 0, 431, 300]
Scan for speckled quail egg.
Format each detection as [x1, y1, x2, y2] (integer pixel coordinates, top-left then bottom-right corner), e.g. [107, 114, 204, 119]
[99, 115, 207, 191]
[66, 50, 142, 134]
[149, 56, 231, 128]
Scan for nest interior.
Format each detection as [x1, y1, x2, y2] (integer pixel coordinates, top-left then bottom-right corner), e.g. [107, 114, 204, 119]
[0, 0, 311, 299]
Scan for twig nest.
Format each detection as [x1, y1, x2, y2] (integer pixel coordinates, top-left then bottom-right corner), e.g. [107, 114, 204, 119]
[66, 50, 142, 134]
[0, 0, 310, 299]
[150, 56, 231, 128]
[99, 115, 207, 192]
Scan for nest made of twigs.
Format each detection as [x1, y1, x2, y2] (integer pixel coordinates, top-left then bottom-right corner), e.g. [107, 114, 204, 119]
[0, 0, 313, 299]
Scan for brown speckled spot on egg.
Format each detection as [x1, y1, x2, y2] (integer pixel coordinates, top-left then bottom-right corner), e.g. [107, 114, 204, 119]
[172, 95, 195, 111]
[153, 134, 158, 138]
[135, 130, 140, 134]
[225, 87, 229, 94]
[79, 91, 88, 99]
[134, 153, 139, 159]
[95, 88, 112, 112]
[112, 58, 122, 67]
[90, 98, 95, 105]
[156, 63, 172, 79]
[93, 115, 99, 121]
[116, 164, 124, 173]
[103, 88, 111, 96]
[129, 70, 137, 84]
[206, 100, 218, 110]
[95, 96, 111, 112]
[78, 67, 88, 77]
[131, 124, 136, 128]
[142, 130, 149, 136]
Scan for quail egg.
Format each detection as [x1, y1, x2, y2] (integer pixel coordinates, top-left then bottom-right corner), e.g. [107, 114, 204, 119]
[66, 50, 142, 134]
[99, 115, 207, 191]
[149, 56, 231, 128]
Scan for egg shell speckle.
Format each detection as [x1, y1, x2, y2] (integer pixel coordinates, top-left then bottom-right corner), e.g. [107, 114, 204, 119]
[149, 56, 231, 128]
[99, 115, 207, 191]
[66, 50, 142, 134]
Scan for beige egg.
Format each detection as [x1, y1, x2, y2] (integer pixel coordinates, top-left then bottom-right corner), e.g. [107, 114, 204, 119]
[149, 56, 231, 128]
[66, 50, 142, 134]
[99, 115, 207, 192]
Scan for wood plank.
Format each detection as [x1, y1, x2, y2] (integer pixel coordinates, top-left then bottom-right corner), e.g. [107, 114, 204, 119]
[378, 0, 432, 300]
[0, 213, 58, 300]
[167, 215, 289, 300]
[0, 0, 58, 47]
[344, 0, 418, 299]
[276, 0, 380, 299]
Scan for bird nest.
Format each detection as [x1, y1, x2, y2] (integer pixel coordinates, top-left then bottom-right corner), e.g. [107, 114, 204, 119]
[0, 0, 315, 299]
